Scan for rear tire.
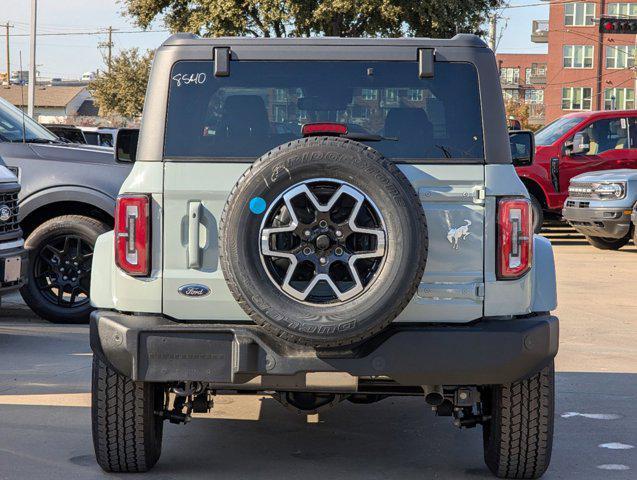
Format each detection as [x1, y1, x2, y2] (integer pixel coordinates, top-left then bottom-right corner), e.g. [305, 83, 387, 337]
[20, 215, 109, 324]
[482, 362, 555, 479]
[585, 234, 630, 250]
[91, 356, 164, 473]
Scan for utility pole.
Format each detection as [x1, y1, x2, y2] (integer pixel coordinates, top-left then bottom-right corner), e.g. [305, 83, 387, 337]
[98, 26, 115, 73]
[28, 0, 37, 118]
[624, 34, 637, 108]
[489, 14, 498, 52]
[595, 0, 606, 111]
[4, 22, 11, 86]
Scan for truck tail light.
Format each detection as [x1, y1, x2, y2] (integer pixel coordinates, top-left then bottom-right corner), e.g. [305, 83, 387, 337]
[497, 198, 533, 280]
[301, 122, 348, 137]
[115, 194, 150, 276]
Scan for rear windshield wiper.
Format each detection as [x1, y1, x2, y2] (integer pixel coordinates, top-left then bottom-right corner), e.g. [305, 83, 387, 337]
[343, 133, 398, 142]
[435, 145, 453, 158]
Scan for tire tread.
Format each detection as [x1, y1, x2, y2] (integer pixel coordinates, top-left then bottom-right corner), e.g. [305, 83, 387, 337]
[484, 363, 554, 479]
[92, 356, 162, 473]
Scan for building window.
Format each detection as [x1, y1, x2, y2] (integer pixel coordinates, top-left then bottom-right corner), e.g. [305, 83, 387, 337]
[563, 45, 594, 68]
[564, 3, 596, 26]
[502, 89, 520, 101]
[605, 45, 635, 68]
[407, 88, 424, 101]
[604, 88, 635, 109]
[273, 105, 287, 123]
[500, 67, 520, 84]
[274, 89, 287, 102]
[562, 87, 592, 110]
[525, 68, 532, 84]
[350, 105, 370, 121]
[361, 89, 378, 101]
[384, 88, 399, 105]
[607, 3, 637, 18]
[525, 89, 544, 104]
[532, 63, 547, 76]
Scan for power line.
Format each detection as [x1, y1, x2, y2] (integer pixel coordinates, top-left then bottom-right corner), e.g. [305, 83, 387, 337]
[541, 76, 635, 108]
[502, 0, 578, 10]
[544, 65, 632, 87]
[7, 28, 169, 38]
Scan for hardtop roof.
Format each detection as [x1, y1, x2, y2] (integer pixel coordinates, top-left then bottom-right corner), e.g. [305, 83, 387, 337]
[161, 33, 488, 49]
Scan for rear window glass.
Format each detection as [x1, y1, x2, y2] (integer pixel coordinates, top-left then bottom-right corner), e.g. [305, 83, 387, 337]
[164, 61, 484, 161]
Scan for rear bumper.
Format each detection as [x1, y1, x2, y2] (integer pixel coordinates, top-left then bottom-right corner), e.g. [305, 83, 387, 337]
[0, 242, 28, 295]
[562, 204, 631, 239]
[91, 311, 559, 387]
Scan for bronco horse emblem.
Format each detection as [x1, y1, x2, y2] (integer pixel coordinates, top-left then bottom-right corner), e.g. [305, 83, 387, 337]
[447, 220, 472, 250]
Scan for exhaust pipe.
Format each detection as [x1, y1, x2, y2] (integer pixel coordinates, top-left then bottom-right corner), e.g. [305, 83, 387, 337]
[423, 385, 444, 406]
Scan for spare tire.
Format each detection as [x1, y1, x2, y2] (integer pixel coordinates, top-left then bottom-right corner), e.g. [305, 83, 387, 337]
[219, 136, 428, 347]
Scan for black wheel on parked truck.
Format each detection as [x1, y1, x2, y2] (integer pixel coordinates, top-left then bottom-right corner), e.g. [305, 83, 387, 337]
[481, 361, 554, 479]
[585, 234, 630, 250]
[92, 355, 165, 473]
[20, 215, 109, 324]
[219, 136, 428, 348]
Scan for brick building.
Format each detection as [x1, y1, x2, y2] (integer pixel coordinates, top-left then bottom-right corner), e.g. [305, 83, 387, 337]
[498, 0, 637, 126]
[496, 53, 548, 125]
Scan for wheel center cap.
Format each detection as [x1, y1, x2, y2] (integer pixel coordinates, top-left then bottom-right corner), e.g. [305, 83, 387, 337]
[315, 234, 331, 251]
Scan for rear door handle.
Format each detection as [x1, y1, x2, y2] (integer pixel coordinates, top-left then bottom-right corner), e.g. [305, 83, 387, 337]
[188, 201, 202, 269]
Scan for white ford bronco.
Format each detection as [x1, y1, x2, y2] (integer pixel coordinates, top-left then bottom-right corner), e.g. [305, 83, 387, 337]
[89, 34, 559, 478]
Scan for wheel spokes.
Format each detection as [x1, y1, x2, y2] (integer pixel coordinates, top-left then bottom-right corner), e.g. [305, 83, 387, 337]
[260, 180, 386, 303]
[33, 234, 93, 309]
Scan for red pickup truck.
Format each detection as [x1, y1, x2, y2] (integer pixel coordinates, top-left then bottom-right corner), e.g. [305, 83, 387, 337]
[514, 110, 637, 232]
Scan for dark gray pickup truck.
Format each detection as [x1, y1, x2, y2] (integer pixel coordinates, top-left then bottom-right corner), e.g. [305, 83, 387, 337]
[0, 97, 132, 322]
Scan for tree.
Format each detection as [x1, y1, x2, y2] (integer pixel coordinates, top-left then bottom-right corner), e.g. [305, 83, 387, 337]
[504, 98, 543, 131]
[122, 0, 501, 39]
[89, 48, 154, 118]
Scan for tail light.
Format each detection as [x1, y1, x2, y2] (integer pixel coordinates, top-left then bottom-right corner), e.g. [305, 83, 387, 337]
[115, 194, 150, 276]
[497, 198, 533, 280]
[301, 123, 348, 137]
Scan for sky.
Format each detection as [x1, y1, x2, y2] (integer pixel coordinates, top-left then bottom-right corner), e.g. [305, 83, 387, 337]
[0, 0, 550, 79]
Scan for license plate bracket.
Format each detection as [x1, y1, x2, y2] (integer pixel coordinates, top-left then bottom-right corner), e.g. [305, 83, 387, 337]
[3, 256, 21, 283]
[139, 332, 234, 382]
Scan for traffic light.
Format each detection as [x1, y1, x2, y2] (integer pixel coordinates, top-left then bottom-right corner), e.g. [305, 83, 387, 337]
[599, 17, 637, 33]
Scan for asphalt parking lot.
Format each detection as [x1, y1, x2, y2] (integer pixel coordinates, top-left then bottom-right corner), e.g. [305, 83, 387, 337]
[0, 228, 635, 479]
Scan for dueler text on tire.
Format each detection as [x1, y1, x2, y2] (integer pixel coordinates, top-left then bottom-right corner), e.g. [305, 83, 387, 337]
[91, 356, 164, 473]
[482, 362, 555, 479]
[219, 136, 428, 348]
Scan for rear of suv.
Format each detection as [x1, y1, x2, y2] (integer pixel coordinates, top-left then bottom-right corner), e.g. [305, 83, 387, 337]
[89, 34, 559, 478]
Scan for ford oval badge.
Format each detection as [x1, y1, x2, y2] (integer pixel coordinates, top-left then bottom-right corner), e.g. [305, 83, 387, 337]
[178, 284, 211, 298]
[0, 205, 11, 222]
